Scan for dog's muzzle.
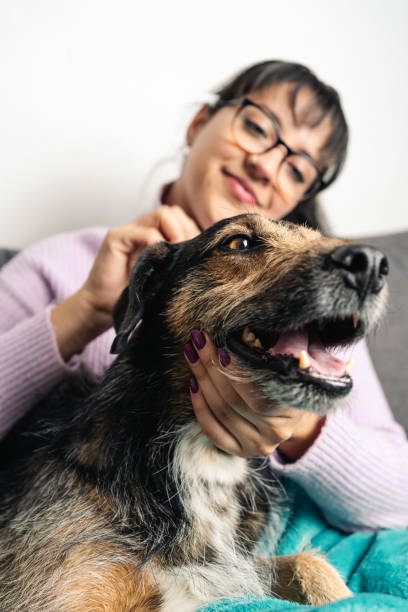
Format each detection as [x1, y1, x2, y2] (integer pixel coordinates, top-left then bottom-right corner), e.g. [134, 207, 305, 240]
[225, 243, 389, 406]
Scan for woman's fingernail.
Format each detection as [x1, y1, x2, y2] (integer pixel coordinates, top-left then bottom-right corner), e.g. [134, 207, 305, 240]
[184, 343, 199, 363]
[218, 348, 231, 367]
[191, 329, 206, 350]
[189, 376, 199, 394]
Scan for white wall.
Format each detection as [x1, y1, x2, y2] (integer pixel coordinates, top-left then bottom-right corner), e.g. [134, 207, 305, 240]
[0, 0, 407, 248]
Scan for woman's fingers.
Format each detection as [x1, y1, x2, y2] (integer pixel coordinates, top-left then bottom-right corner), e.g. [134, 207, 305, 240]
[184, 332, 280, 456]
[188, 331, 269, 425]
[82, 205, 200, 316]
[82, 225, 163, 309]
[185, 332, 247, 416]
[188, 378, 243, 456]
[168, 205, 201, 240]
[99, 205, 200, 275]
[189, 373, 273, 457]
[138, 205, 201, 243]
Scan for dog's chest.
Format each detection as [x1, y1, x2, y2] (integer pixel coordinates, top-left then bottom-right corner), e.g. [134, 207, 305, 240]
[174, 422, 248, 548]
[154, 423, 268, 610]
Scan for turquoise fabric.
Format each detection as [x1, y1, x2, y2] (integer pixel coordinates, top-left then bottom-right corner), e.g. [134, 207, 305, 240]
[199, 482, 408, 611]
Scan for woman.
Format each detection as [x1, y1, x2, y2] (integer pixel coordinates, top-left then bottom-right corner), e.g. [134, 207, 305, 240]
[0, 60, 407, 531]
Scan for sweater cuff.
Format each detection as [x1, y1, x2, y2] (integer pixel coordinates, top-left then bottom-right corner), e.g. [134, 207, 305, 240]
[0, 306, 81, 437]
[269, 407, 346, 482]
[44, 304, 83, 372]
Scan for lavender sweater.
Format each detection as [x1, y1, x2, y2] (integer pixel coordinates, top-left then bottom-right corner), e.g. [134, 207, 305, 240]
[0, 227, 407, 532]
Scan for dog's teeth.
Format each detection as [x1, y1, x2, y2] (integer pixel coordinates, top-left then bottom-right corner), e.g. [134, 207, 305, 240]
[352, 313, 359, 329]
[242, 327, 251, 342]
[242, 327, 256, 345]
[345, 358, 354, 374]
[299, 350, 311, 369]
[253, 338, 263, 349]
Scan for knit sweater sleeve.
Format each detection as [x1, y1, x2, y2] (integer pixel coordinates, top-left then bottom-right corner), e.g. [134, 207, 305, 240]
[269, 340, 408, 532]
[0, 228, 114, 437]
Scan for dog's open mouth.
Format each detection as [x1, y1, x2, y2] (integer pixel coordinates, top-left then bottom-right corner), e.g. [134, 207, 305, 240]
[227, 314, 362, 394]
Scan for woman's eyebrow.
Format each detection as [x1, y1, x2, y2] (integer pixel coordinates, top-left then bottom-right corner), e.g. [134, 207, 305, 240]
[260, 103, 282, 129]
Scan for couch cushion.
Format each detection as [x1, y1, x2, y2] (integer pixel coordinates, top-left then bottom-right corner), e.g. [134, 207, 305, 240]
[358, 232, 408, 432]
[0, 248, 18, 268]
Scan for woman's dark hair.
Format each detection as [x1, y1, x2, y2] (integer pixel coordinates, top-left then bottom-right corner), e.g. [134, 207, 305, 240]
[209, 60, 348, 232]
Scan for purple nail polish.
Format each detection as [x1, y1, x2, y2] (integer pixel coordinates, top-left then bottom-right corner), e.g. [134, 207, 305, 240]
[191, 329, 206, 350]
[189, 376, 199, 394]
[218, 348, 231, 368]
[184, 343, 199, 364]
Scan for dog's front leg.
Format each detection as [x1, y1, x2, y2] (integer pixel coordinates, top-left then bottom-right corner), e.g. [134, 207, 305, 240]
[257, 552, 353, 605]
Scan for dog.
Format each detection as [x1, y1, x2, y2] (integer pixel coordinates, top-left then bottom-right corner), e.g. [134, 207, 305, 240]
[0, 214, 388, 611]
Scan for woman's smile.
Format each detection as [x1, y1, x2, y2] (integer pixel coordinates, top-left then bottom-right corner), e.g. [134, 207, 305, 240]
[222, 168, 260, 207]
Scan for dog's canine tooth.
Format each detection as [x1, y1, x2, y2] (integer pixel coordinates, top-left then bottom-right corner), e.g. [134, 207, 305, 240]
[352, 313, 359, 329]
[299, 350, 311, 369]
[242, 327, 256, 345]
[242, 327, 253, 343]
[345, 358, 354, 374]
[253, 338, 263, 349]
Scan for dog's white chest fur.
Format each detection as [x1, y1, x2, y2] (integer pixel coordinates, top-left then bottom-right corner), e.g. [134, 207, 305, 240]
[175, 421, 248, 546]
[154, 422, 267, 611]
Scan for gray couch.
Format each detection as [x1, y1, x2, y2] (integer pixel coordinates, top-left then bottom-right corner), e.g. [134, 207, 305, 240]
[361, 231, 407, 432]
[0, 232, 407, 432]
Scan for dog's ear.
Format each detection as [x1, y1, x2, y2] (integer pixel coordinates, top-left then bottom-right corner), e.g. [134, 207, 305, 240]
[110, 241, 181, 354]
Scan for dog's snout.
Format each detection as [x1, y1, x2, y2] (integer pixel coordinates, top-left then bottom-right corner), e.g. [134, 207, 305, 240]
[327, 244, 389, 295]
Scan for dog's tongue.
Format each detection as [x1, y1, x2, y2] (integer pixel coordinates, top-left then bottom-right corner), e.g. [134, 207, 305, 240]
[269, 330, 347, 377]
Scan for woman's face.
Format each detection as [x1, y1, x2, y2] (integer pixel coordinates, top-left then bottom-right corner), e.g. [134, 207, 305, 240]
[168, 82, 334, 230]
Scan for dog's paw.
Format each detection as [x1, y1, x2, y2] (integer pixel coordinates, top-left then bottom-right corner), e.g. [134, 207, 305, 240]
[274, 552, 352, 605]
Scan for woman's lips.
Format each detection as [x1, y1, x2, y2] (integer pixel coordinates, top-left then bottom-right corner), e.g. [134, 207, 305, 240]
[223, 170, 259, 206]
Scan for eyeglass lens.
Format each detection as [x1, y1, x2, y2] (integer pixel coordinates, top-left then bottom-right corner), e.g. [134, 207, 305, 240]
[232, 104, 319, 202]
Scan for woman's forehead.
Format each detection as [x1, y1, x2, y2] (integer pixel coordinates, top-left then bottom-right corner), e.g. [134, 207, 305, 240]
[248, 82, 324, 124]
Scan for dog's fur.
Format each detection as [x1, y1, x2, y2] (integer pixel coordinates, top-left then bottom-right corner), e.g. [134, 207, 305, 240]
[0, 214, 387, 611]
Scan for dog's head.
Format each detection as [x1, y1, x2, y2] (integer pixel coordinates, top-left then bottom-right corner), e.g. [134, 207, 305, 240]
[111, 214, 388, 414]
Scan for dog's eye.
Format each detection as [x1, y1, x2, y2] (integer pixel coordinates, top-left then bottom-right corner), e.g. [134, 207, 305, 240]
[225, 235, 254, 251]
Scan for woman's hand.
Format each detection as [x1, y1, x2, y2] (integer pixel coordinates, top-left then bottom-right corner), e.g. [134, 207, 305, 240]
[184, 331, 325, 459]
[80, 206, 200, 318]
[52, 206, 200, 361]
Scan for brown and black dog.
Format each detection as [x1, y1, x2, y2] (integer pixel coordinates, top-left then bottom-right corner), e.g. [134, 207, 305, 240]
[0, 214, 388, 611]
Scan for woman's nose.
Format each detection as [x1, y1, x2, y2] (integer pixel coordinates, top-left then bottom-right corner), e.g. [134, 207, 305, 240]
[244, 145, 287, 182]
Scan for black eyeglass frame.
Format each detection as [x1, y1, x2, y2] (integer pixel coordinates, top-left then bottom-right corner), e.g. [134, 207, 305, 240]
[213, 97, 328, 202]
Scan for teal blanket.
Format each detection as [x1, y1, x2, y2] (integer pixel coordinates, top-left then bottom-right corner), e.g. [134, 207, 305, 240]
[200, 481, 408, 611]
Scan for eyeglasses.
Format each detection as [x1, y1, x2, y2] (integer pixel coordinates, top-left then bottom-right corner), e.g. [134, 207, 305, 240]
[227, 98, 325, 203]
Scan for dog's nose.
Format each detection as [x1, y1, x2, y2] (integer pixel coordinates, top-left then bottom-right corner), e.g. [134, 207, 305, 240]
[328, 244, 389, 295]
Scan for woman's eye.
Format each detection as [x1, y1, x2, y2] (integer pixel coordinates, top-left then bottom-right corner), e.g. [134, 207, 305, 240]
[288, 163, 305, 184]
[227, 236, 253, 250]
[243, 117, 266, 139]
